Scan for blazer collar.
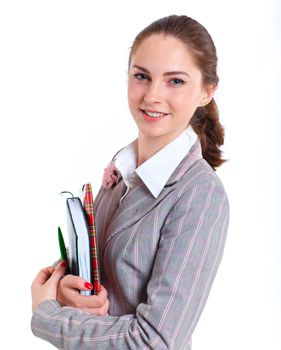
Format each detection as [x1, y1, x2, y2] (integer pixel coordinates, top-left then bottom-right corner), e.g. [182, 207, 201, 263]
[114, 126, 198, 199]
[165, 138, 203, 186]
[95, 139, 203, 254]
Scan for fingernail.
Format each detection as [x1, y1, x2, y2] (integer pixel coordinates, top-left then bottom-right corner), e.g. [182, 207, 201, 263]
[60, 260, 67, 267]
[84, 282, 93, 290]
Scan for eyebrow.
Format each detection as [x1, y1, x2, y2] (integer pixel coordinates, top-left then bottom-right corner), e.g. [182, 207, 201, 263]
[132, 65, 191, 78]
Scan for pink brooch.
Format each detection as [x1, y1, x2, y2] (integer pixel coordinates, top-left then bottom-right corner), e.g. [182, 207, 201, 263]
[102, 161, 121, 190]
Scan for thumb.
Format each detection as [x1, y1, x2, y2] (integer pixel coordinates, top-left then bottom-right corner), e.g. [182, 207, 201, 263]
[32, 266, 55, 288]
[48, 260, 68, 286]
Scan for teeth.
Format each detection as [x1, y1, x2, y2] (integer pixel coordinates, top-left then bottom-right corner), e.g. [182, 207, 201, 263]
[145, 110, 166, 118]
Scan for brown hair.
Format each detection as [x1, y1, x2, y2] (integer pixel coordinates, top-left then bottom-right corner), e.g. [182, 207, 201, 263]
[128, 15, 226, 170]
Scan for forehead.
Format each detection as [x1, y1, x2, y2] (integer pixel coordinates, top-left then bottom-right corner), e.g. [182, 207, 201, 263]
[131, 34, 197, 72]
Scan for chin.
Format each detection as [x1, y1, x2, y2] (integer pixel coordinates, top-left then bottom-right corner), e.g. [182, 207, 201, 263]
[138, 128, 168, 139]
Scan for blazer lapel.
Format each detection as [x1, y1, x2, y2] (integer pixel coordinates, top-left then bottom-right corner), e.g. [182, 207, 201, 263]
[94, 179, 126, 256]
[164, 138, 203, 187]
[95, 139, 203, 255]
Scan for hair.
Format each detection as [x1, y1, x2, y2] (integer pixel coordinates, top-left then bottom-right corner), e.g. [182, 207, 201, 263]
[128, 15, 226, 170]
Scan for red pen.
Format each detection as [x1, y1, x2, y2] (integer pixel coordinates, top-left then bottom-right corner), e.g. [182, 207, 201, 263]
[83, 183, 101, 294]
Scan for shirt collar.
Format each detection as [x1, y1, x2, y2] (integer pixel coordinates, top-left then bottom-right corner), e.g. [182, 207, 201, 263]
[114, 126, 198, 198]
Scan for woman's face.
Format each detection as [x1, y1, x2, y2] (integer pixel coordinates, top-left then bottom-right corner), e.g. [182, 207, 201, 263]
[128, 34, 215, 143]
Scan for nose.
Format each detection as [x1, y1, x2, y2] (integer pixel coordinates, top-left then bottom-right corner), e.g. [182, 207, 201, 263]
[144, 80, 163, 104]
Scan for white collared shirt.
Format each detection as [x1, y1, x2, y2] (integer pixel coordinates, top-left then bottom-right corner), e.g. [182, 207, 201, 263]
[114, 126, 198, 202]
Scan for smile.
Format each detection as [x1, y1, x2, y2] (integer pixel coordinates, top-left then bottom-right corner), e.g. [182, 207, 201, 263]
[141, 109, 169, 119]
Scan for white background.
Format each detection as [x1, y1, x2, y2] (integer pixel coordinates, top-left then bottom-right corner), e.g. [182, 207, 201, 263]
[0, 0, 280, 349]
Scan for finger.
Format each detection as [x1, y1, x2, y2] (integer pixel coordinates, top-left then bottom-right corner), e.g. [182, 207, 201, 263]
[48, 260, 68, 286]
[95, 285, 108, 304]
[47, 266, 55, 275]
[32, 266, 55, 288]
[82, 299, 110, 316]
[59, 277, 108, 308]
[78, 287, 108, 308]
[61, 274, 93, 292]
[98, 285, 108, 298]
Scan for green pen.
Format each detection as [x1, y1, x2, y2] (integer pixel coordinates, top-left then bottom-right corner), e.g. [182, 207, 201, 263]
[58, 226, 68, 262]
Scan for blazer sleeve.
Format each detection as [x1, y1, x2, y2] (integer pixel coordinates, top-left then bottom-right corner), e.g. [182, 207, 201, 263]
[31, 176, 229, 349]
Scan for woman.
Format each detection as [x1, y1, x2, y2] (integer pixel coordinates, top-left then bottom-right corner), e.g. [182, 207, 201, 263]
[31, 15, 229, 349]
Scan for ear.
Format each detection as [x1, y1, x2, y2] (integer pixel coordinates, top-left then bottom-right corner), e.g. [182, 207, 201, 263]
[198, 84, 217, 107]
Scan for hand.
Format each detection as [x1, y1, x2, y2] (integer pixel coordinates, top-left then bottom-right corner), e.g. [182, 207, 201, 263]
[31, 261, 67, 313]
[57, 275, 110, 316]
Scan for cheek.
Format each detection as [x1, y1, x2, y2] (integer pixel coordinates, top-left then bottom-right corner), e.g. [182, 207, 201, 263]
[168, 92, 190, 110]
[128, 81, 142, 105]
[169, 88, 200, 111]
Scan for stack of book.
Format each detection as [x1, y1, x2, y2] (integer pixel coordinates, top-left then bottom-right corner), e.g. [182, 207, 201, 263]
[61, 183, 101, 296]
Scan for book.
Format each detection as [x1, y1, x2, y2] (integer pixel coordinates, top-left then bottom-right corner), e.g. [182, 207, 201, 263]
[66, 196, 93, 296]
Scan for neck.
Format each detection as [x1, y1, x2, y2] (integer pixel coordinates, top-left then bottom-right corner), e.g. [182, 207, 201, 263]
[136, 132, 182, 167]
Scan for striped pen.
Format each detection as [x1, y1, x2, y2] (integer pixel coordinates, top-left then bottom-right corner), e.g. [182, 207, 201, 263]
[82, 183, 101, 294]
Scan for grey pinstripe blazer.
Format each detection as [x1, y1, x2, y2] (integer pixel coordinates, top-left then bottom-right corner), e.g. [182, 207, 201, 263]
[31, 140, 230, 349]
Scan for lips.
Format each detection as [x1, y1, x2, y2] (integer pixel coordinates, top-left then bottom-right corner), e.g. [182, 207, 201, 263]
[140, 109, 169, 121]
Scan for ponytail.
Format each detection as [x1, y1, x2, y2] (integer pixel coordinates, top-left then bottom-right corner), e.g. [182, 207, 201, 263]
[190, 99, 226, 170]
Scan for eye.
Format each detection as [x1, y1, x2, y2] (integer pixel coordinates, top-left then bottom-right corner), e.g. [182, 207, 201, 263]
[169, 78, 185, 86]
[133, 73, 150, 81]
